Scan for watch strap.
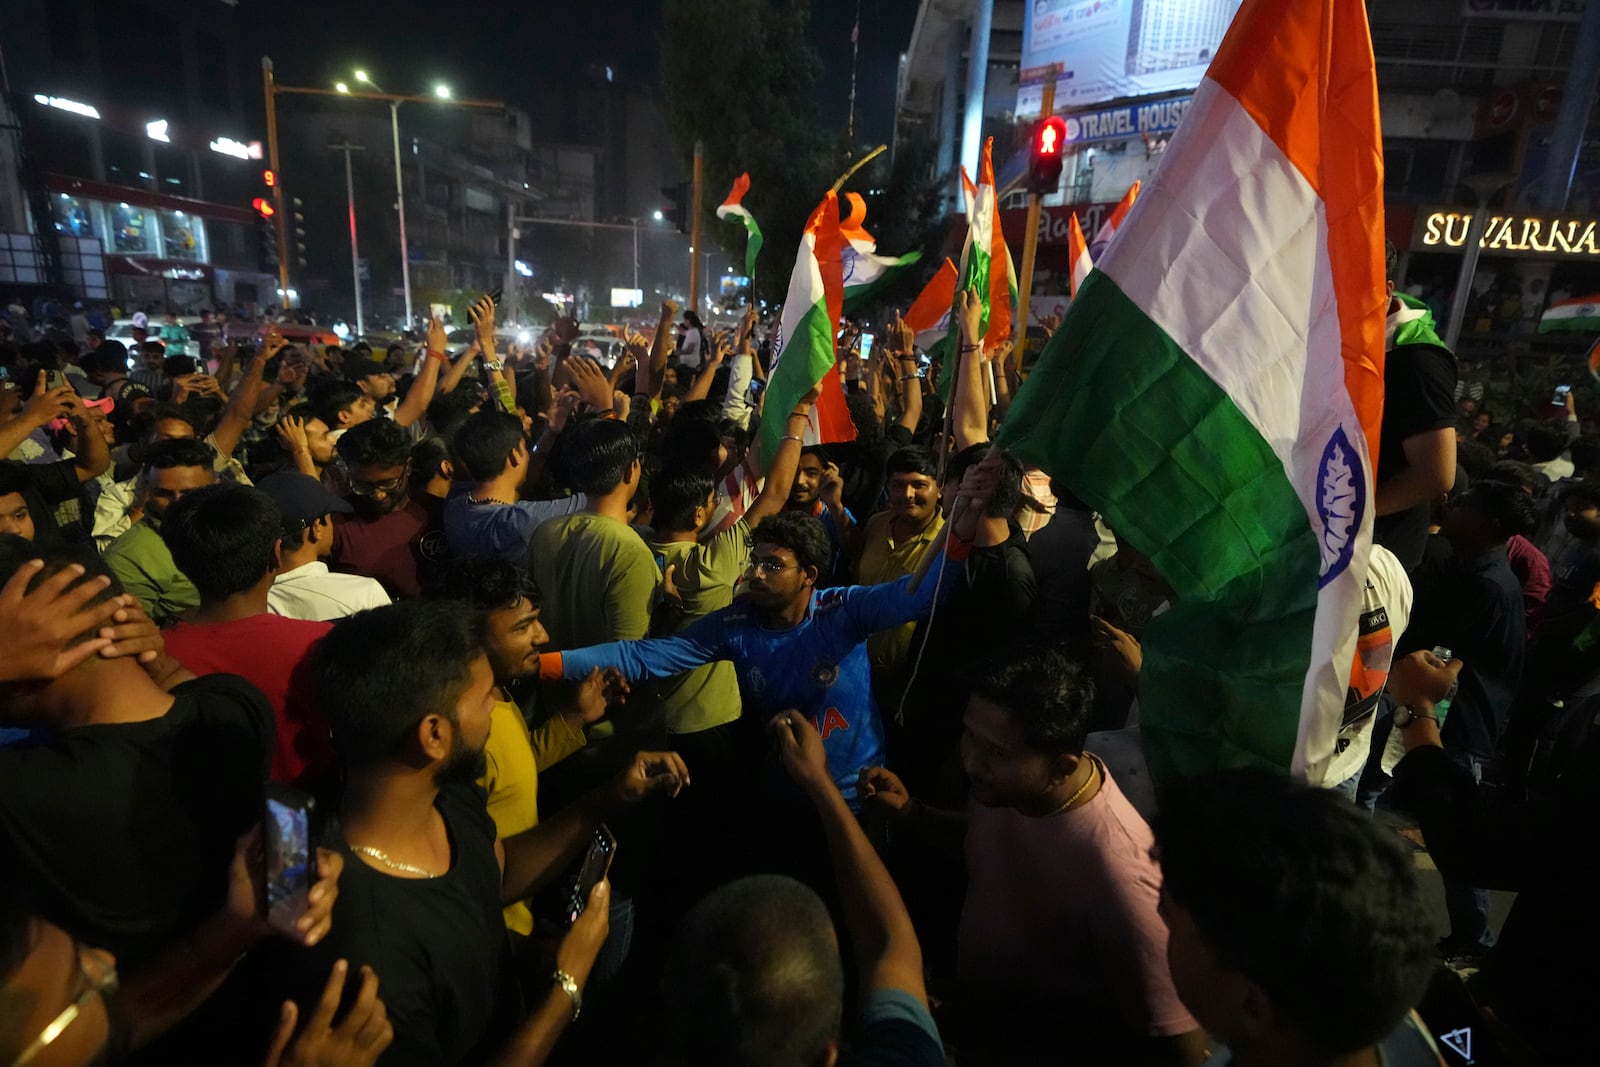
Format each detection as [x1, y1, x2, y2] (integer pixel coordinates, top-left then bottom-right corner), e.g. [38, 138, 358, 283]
[553, 969, 582, 1021]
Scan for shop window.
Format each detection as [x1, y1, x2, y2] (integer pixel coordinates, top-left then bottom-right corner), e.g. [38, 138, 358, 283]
[159, 211, 206, 261]
[51, 195, 99, 240]
[107, 203, 157, 256]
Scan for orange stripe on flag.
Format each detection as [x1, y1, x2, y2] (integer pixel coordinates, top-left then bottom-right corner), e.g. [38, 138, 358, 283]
[720, 172, 751, 211]
[980, 139, 1012, 349]
[906, 259, 959, 335]
[1206, 0, 1386, 471]
[806, 192, 854, 445]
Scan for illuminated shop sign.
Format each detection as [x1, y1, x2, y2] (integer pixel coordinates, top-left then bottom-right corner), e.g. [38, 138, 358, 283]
[1418, 210, 1600, 258]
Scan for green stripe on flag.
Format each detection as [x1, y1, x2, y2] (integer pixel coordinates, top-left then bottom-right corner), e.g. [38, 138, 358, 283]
[759, 298, 836, 464]
[999, 271, 1321, 778]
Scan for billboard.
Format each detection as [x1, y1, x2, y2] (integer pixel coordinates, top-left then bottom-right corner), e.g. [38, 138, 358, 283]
[1018, 0, 1245, 113]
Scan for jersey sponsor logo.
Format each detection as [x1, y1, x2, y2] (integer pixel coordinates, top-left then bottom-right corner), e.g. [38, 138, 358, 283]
[811, 660, 840, 689]
[815, 588, 847, 614]
[419, 529, 451, 562]
[816, 706, 849, 740]
[747, 666, 766, 693]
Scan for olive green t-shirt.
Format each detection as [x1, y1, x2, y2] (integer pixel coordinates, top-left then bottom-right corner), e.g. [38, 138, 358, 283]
[648, 519, 750, 735]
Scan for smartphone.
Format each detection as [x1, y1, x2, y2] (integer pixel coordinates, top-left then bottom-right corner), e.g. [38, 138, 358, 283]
[858, 332, 875, 362]
[264, 783, 316, 934]
[43, 369, 67, 391]
[917, 353, 930, 379]
[1553, 384, 1572, 405]
[566, 824, 617, 925]
[748, 376, 766, 398]
[485, 287, 503, 307]
[163, 355, 198, 379]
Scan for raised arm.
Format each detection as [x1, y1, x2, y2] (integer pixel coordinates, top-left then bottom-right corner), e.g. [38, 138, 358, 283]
[393, 315, 451, 428]
[63, 391, 111, 481]
[648, 300, 677, 397]
[772, 712, 928, 1006]
[683, 330, 728, 403]
[439, 340, 481, 395]
[744, 388, 816, 527]
[209, 332, 283, 459]
[951, 287, 990, 450]
[539, 614, 726, 685]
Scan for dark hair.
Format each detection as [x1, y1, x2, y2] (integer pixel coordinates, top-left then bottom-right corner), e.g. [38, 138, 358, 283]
[0, 536, 121, 648]
[651, 466, 718, 532]
[149, 402, 197, 432]
[453, 410, 526, 482]
[1487, 460, 1545, 495]
[410, 435, 454, 487]
[659, 418, 723, 471]
[426, 389, 480, 443]
[1463, 479, 1538, 541]
[1570, 434, 1600, 476]
[162, 484, 281, 602]
[422, 556, 540, 614]
[308, 379, 366, 428]
[664, 874, 843, 1067]
[885, 444, 937, 480]
[1561, 479, 1600, 512]
[335, 417, 411, 470]
[558, 418, 639, 496]
[944, 443, 1024, 518]
[141, 436, 216, 477]
[0, 466, 32, 500]
[1384, 239, 1397, 283]
[1524, 421, 1568, 463]
[1454, 439, 1497, 482]
[845, 392, 883, 447]
[312, 601, 484, 770]
[750, 512, 831, 574]
[966, 647, 1093, 756]
[1153, 769, 1436, 1055]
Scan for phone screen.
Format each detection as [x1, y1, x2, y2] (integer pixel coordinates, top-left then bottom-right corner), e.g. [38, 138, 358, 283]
[566, 825, 617, 925]
[265, 784, 314, 933]
[859, 333, 875, 361]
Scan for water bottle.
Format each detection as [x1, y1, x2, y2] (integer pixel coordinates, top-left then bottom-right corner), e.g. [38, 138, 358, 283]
[1380, 646, 1454, 775]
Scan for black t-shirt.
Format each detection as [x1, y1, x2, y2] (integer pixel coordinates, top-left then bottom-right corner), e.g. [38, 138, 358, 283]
[0, 458, 84, 548]
[267, 783, 517, 1066]
[1373, 340, 1457, 571]
[0, 673, 273, 974]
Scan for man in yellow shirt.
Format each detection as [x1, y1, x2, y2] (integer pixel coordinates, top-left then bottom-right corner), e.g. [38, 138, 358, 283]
[423, 557, 623, 935]
[855, 445, 945, 708]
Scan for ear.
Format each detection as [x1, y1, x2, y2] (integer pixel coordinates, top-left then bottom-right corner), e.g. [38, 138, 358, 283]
[268, 538, 285, 574]
[416, 713, 453, 763]
[1048, 751, 1082, 789]
[440, 458, 455, 481]
[800, 564, 821, 589]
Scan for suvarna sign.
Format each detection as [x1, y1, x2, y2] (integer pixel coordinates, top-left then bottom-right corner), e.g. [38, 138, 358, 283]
[1418, 210, 1600, 258]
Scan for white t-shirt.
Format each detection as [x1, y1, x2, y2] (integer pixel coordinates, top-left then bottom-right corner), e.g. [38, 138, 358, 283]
[1311, 543, 1413, 789]
[268, 561, 391, 622]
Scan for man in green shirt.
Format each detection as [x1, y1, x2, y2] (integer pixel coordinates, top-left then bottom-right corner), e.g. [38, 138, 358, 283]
[102, 438, 216, 623]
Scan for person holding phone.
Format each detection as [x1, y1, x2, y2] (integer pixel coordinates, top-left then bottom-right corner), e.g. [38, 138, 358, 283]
[257, 600, 687, 1066]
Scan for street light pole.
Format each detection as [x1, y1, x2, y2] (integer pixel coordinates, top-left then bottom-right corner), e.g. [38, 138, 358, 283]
[261, 58, 291, 306]
[330, 142, 367, 337]
[389, 100, 412, 329]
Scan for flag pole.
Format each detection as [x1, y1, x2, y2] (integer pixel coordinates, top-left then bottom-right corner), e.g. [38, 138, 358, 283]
[830, 145, 887, 193]
[689, 141, 704, 316]
[1014, 72, 1058, 381]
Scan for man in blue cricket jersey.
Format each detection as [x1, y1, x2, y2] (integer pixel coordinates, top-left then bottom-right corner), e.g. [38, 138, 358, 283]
[539, 451, 1002, 807]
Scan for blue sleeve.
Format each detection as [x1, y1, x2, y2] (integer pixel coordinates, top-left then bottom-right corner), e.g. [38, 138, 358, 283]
[837, 550, 951, 635]
[851, 988, 944, 1065]
[560, 612, 727, 682]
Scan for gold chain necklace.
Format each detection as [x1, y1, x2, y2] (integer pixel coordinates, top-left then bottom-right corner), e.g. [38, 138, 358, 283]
[353, 844, 441, 879]
[1044, 759, 1100, 817]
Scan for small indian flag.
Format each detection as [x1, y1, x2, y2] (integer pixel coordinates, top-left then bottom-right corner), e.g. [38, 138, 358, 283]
[940, 139, 1015, 393]
[839, 192, 923, 310]
[1539, 293, 1600, 335]
[1068, 212, 1091, 297]
[905, 258, 959, 350]
[716, 173, 764, 284]
[1088, 181, 1141, 260]
[760, 191, 856, 465]
[1000, 0, 1386, 783]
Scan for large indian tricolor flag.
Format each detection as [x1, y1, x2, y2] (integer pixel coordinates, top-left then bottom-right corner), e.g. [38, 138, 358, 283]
[759, 191, 856, 465]
[1538, 293, 1600, 335]
[839, 192, 923, 310]
[1000, 0, 1387, 782]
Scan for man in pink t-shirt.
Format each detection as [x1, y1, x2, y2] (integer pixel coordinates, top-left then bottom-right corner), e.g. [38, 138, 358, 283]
[860, 648, 1204, 1064]
[159, 481, 334, 788]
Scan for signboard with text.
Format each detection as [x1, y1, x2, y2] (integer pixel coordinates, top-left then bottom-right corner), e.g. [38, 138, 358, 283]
[1462, 0, 1585, 20]
[1019, 0, 1244, 112]
[1413, 208, 1600, 258]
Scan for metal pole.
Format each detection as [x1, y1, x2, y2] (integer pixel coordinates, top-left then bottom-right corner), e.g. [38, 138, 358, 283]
[632, 218, 640, 292]
[504, 200, 518, 325]
[261, 57, 291, 307]
[1014, 77, 1057, 379]
[390, 101, 413, 329]
[689, 141, 704, 313]
[1442, 204, 1491, 353]
[330, 143, 367, 337]
[1537, 0, 1600, 211]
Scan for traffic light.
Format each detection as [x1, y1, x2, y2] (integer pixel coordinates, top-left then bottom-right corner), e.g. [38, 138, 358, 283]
[292, 196, 307, 268]
[660, 181, 690, 234]
[257, 210, 280, 269]
[1028, 116, 1068, 195]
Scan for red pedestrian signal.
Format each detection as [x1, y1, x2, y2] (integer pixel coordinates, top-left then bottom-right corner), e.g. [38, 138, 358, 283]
[252, 197, 276, 218]
[1028, 116, 1068, 194]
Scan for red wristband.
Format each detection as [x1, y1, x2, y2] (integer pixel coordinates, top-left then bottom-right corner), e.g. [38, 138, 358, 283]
[426, 349, 447, 362]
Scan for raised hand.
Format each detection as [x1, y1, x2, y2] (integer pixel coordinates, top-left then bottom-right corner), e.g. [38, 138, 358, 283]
[426, 315, 448, 355]
[262, 960, 393, 1067]
[769, 710, 833, 795]
[468, 294, 497, 346]
[609, 751, 691, 804]
[21, 371, 74, 427]
[0, 560, 119, 683]
[566, 357, 615, 411]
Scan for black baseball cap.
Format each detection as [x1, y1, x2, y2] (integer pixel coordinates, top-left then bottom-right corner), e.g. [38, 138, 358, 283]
[257, 471, 353, 525]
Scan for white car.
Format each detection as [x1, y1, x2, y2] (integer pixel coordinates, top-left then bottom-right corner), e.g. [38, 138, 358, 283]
[568, 332, 624, 369]
[106, 317, 202, 359]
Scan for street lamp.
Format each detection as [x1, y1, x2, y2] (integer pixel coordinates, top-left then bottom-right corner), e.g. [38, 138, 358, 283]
[354, 70, 373, 87]
[434, 85, 451, 100]
[652, 209, 664, 222]
[335, 82, 350, 94]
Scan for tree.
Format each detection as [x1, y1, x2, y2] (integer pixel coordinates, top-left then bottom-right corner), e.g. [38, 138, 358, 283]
[661, 0, 830, 304]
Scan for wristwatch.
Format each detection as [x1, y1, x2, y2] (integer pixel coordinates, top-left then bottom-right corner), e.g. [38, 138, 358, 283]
[1393, 704, 1436, 729]
[553, 969, 582, 1021]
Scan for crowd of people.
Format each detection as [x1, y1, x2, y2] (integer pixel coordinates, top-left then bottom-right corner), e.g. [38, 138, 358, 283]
[0, 241, 1594, 1067]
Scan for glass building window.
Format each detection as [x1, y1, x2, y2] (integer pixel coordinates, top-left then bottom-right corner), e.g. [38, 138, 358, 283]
[51, 195, 99, 240]
[158, 210, 206, 261]
[108, 203, 157, 255]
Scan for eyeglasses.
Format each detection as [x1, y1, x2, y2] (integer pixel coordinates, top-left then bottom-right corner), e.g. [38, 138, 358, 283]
[341, 460, 411, 497]
[10, 941, 118, 1067]
[745, 555, 793, 576]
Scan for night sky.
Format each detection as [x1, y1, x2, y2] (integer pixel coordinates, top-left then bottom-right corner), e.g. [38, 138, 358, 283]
[251, 0, 918, 148]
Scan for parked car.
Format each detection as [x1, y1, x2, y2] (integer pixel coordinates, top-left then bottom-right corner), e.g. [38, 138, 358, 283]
[106, 317, 201, 358]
